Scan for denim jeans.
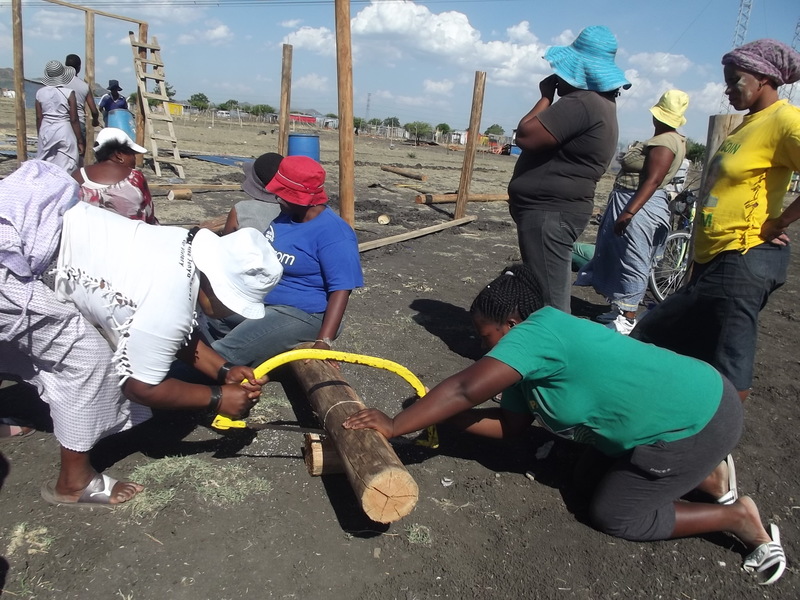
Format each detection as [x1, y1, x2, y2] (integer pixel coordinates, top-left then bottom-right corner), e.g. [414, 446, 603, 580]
[632, 243, 790, 390]
[510, 205, 589, 313]
[207, 305, 327, 368]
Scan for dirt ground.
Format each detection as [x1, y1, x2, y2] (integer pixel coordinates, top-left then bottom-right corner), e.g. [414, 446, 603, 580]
[1, 100, 799, 599]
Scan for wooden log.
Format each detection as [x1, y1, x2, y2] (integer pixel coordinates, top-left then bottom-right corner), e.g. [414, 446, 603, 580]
[149, 184, 242, 192]
[12, 0, 26, 165]
[335, 0, 355, 227]
[289, 345, 418, 523]
[278, 44, 292, 157]
[416, 193, 508, 204]
[303, 433, 345, 476]
[167, 188, 193, 201]
[380, 165, 428, 181]
[358, 216, 477, 253]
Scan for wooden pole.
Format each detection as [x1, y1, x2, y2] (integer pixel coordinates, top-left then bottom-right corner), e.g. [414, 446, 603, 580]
[454, 71, 486, 220]
[334, 0, 355, 226]
[288, 345, 418, 523]
[12, 0, 27, 165]
[278, 44, 292, 157]
[84, 11, 96, 165]
[149, 183, 242, 192]
[358, 216, 477, 253]
[134, 23, 148, 169]
[416, 193, 508, 204]
[700, 114, 743, 196]
[380, 165, 427, 181]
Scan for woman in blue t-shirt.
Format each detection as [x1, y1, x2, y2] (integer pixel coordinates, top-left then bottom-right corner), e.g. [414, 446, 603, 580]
[210, 155, 363, 369]
[344, 264, 785, 586]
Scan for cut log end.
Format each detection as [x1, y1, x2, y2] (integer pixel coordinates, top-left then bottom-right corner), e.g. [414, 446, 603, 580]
[360, 467, 419, 523]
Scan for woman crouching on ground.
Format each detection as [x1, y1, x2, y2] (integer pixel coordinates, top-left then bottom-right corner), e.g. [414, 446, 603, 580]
[344, 264, 786, 585]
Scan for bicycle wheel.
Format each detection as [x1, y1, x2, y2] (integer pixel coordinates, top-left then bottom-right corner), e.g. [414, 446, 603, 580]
[649, 230, 691, 303]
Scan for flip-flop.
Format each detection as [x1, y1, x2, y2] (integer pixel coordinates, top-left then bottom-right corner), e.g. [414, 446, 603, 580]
[716, 453, 738, 505]
[40, 473, 121, 509]
[0, 425, 36, 442]
[743, 523, 786, 585]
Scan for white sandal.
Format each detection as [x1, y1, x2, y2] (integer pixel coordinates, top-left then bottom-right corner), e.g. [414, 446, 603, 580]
[742, 523, 786, 585]
[716, 454, 738, 505]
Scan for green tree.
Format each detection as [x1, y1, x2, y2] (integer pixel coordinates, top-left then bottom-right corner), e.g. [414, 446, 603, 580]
[686, 138, 706, 164]
[250, 104, 276, 116]
[217, 99, 239, 111]
[128, 91, 139, 106]
[164, 81, 176, 100]
[436, 123, 451, 135]
[368, 118, 382, 126]
[353, 117, 366, 130]
[325, 112, 338, 119]
[484, 123, 504, 136]
[188, 93, 210, 110]
[383, 116, 400, 127]
[404, 121, 433, 144]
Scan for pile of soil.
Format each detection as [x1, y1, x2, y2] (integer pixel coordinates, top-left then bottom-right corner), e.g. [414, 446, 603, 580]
[0, 101, 797, 598]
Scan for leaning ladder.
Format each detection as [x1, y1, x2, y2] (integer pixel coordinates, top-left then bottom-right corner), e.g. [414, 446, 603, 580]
[128, 32, 185, 179]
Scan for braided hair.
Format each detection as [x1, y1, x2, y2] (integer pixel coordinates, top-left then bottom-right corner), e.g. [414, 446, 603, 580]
[469, 263, 544, 324]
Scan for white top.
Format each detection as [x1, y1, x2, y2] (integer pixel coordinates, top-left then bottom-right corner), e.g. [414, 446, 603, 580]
[56, 202, 199, 385]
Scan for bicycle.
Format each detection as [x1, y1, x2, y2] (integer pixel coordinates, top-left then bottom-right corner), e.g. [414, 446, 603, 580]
[648, 186, 698, 303]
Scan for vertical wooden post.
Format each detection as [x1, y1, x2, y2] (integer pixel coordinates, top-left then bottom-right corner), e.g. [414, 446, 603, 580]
[84, 10, 96, 165]
[135, 22, 148, 169]
[12, 0, 27, 165]
[334, 0, 355, 226]
[278, 44, 292, 157]
[454, 71, 486, 220]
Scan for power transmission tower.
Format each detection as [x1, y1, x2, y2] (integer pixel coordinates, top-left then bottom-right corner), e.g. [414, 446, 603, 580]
[365, 92, 371, 125]
[721, 0, 753, 113]
[780, 18, 799, 102]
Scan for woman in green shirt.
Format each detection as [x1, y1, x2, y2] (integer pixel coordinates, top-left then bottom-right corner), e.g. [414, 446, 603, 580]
[344, 264, 785, 585]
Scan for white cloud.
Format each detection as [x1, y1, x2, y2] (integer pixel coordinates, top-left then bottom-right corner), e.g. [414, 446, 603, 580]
[281, 19, 302, 28]
[507, 21, 538, 45]
[283, 26, 336, 56]
[105, 56, 119, 66]
[294, 73, 329, 93]
[423, 79, 454, 95]
[690, 81, 726, 114]
[628, 52, 692, 78]
[551, 29, 576, 47]
[178, 22, 234, 46]
[28, 9, 83, 42]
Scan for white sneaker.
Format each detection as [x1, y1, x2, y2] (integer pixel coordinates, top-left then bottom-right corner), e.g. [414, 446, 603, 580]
[606, 314, 636, 335]
[595, 308, 619, 324]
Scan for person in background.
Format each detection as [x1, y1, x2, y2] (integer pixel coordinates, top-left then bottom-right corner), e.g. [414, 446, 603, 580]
[344, 264, 786, 586]
[63, 54, 100, 164]
[72, 127, 157, 224]
[98, 79, 128, 126]
[208, 155, 363, 369]
[575, 90, 689, 334]
[1, 161, 280, 506]
[508, 25, 629, 313]
[223, 152, 284, 234]
[632, 39, 800, 402]
[35, 60, 82, 173]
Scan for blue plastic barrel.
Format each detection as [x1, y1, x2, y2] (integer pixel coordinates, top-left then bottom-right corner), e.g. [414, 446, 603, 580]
[107, 109, 136, 141]
[287, 133, 320, 162]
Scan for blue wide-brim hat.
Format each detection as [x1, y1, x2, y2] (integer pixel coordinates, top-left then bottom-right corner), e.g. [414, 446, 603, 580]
[544, 25, 631, 92]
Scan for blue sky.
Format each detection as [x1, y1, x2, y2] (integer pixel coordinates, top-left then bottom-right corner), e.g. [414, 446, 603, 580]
[2, 0, 798, 145]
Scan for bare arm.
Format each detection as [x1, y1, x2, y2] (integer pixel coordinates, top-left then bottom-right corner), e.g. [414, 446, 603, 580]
[122, 376, 258, 419]
[513, 74, 560, 153]
[343, 357, 523, 438]
[175, 333, 264, 392]
[222, 207, 239, 235]
[35, 100, 43, 133]
[614, 145, 675, 236]
[85, 91, 100, 128]
[312, 289, 351, 349]
[761, 194, 800, 246]
[67, 91, 84, 157]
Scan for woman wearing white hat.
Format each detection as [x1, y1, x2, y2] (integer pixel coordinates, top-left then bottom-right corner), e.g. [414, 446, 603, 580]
[576, 90, 690, 334]
[72, 127, 158, 224]
[508, 25, 630, 314]
[0, 160, 282, 507]
[35, 60, 83, 172]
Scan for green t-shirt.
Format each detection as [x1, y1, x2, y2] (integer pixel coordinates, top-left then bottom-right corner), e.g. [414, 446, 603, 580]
[488, 307, 722, 456]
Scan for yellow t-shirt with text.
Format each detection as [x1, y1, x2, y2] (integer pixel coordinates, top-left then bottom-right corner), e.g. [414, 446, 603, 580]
[695, 100, 800, 263]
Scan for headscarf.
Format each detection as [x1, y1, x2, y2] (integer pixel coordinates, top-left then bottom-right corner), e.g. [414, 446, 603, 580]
[721, 38, 800, 86]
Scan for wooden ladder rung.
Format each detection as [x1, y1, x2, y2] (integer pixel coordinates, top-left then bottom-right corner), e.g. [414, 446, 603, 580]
[142, 92, 170, 102]
[147, 113, 175, 122]
[130, 40, 161, 51]
[152, 156, 183, 165]
[150, 133, 177, 142]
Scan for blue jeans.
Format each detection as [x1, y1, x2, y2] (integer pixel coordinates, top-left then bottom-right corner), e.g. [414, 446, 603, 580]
[632, 243, 790, 390]
[207, 305, 328, 368]
[510, 205, 589, 313]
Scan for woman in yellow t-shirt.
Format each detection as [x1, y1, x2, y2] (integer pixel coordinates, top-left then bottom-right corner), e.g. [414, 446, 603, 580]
[632, 39, 800, 402]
